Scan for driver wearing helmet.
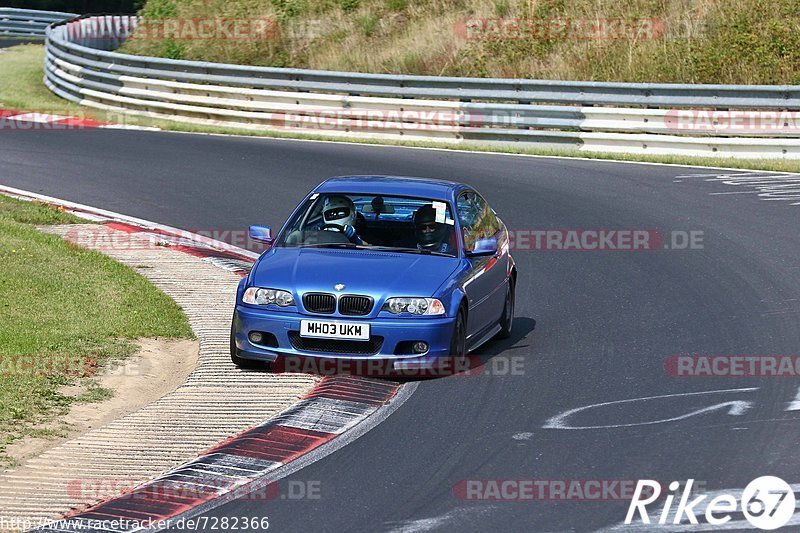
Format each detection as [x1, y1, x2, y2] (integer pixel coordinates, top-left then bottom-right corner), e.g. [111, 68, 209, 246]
[414, 204, 454, 254]
[320, 195, 366, 245]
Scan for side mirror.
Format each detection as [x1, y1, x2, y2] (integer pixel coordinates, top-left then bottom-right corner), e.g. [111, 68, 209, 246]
[466, 236, 497, 257]
[249, 225, 273, 244]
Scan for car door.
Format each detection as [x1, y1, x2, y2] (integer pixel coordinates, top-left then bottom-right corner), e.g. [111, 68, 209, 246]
[457, 190, 507, 339]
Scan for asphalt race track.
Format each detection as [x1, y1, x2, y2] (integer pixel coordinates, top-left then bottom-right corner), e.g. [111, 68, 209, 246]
[2, 129, 799, 532]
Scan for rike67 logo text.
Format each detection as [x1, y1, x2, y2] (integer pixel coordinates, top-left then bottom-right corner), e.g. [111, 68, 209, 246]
[626, 477, 795, 530]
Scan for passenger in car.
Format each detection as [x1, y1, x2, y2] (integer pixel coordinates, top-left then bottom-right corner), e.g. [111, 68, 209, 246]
[414, 204, 455, 254]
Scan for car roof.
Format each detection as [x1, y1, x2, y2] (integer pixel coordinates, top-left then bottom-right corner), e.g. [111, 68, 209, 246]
[314, 175, 466, 201]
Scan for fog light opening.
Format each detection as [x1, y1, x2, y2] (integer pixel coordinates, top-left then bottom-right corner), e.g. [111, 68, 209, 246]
[412, 341, 429, 354]
[249, 331, 264, 344]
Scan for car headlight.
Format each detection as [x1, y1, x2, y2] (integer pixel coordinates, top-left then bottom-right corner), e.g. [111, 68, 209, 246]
[383, 297, 445, 316]
[243, 287, 295, 307]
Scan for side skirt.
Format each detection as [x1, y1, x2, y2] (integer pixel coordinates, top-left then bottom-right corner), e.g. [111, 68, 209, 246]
[467, 323, 502, 353]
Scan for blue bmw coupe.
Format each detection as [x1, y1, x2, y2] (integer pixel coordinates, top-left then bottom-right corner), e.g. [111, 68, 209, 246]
[231, 176, 516, 372]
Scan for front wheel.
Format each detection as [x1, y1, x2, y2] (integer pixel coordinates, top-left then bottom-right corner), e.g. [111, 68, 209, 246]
[448, 308, 468, 372]
[496, 278, 515, 339]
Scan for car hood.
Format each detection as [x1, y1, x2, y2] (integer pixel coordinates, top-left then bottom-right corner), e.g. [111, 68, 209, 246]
[251, 247, 460, 299]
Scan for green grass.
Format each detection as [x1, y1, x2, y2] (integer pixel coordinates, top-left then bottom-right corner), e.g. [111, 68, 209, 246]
[0, 42, 82, 115]
[119, 0, 800, 85]
[0, 195, 193, 466]
[0, 44, 174, 127]
[1, 43, 798, 174]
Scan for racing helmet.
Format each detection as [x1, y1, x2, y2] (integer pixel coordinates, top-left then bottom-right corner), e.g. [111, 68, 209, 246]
[414, 204, 447, 249]
[322, 195, 356, 229]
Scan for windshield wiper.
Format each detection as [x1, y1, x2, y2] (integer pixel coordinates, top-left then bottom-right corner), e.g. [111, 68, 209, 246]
[369, 246, 451, 257]
[296, 243, 451, 257]
[297, 243, 359, 249]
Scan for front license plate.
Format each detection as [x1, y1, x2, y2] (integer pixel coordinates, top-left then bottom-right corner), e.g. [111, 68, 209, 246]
[300, 319, 370, 340]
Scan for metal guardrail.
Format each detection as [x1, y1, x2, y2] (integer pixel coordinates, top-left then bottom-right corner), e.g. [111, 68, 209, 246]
[0, 8, 75, 37]
[41, 15, 800, 159]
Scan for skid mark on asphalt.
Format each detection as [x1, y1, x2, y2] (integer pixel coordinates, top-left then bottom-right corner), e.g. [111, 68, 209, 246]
[542, 388, 758, 430]
[386, 506, 496, 533]
[785, 385, 800, 412]
[674, 171, 800, 206]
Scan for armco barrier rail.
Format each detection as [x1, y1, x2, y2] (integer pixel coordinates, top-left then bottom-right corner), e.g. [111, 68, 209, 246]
[0, 8, 75, 37]
[41, 15, 800, 158]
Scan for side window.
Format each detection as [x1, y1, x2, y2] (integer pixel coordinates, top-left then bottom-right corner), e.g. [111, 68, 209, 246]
[457, 191, 500, 250]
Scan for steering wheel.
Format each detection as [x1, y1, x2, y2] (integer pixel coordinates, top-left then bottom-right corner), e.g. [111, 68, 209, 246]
[321, 223, 344, 232]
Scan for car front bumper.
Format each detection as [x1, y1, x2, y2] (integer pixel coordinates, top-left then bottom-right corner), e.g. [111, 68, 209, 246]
[233, 305, 456, 371]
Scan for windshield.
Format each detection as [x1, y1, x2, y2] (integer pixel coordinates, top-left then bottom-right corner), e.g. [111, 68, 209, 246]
[277, 193, 459, 257]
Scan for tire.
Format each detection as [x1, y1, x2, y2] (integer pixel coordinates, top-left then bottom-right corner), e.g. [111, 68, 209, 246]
[230, 318, 270, 370]
[496, 277, 515, 339]
[448, 307, 468, 371]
